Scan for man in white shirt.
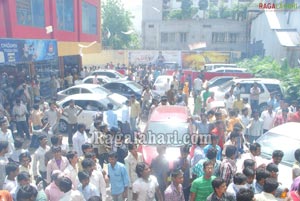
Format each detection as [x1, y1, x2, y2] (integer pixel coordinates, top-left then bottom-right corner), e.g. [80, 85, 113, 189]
[3, 162, 19, 192]
[32, 135, 50, 181]
[12, 99, 30, 139]
[77, 171, 100, 200]
[260, 105, 275, 133]
[193, 76, 203, 100]
[64, 151, 79, 190]
[72, 124, 88, 157]
[44, 102, 62, 133]
[0, 117, 14, 157]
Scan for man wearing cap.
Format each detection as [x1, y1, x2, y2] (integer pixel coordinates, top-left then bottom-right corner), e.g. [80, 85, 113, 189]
[104, 103, 118, 130]
[130, 95, 140, 132]
[62, 99, 82, 146]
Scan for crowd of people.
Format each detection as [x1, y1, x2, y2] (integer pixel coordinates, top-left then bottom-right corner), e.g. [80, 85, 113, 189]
[0, 62, 299, 201]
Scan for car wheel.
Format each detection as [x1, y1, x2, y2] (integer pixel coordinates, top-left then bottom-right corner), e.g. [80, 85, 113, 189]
[59, 120, 68, 133]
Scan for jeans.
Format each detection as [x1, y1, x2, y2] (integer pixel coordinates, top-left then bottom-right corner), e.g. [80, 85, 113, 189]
[16, 121, 30, 138]
[250, 100, 259, 111]
[130, 117, 137, 132]
[112, 193, 124, 201]
[68, 123, 77, 145]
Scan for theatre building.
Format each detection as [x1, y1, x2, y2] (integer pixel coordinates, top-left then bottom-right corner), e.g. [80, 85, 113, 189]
[0, 0, 101, 97]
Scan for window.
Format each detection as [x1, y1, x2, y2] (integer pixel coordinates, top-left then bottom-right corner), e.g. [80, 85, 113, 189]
[148, 24, 154, 28]
[161, 33, 168, 43]
[65, 88, 79, 95]
[180, 32, 187, 43]
[169, 33, 175, 42]
[56, 0, 74, 31]
[82, 1, 97, 34]
[84, 78, 93, 84]
[81, 88, 90, 94]
[16, 0, 45, 27]
[228, 33, 239, 43]
[212, 32, 226, 43]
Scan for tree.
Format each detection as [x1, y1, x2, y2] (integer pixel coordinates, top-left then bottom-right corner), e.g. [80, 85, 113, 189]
[198, 0, 208, 10]
[101, 0, 140, 49]
[181, 0, 193, 19]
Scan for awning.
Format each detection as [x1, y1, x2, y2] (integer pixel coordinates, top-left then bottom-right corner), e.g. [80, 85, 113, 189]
[275, 29, 300, 47]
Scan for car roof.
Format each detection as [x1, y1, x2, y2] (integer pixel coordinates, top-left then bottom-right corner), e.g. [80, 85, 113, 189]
[58, 93, 107, 103]
[210, 67, 246, 71]
[233, 78, 281, 84]
[149, 105, 189, 122]
[105, 80, 133, 84]
[83, 75, 110, 80]
[92, 69, 118, 73]
[262, 122, 300, 140]
[69, 84, 102, 89]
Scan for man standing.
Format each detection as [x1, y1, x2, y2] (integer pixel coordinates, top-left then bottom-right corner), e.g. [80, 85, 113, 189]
[164, 169, 185, 201]
[190, 160, 216, 201]
[13, 99, 30, 139]
[108, 151, 129, 201]
[104, 103, 118, 130]
[72, 124, 88, 157]
[62, 99, 82, 146]
[130, 95, 140, 132]
[32, 135, 50, 181]
[44, 102, 62, 133]
[121, 100, 131, 137]
[193, 76, 203, 101]
[260, 105, 275, 133]
[250, 82, 261, 111]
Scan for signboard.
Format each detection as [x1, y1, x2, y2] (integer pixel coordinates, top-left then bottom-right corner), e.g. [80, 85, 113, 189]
[0, 39, 58, 64]
[128, 50, 181, 66]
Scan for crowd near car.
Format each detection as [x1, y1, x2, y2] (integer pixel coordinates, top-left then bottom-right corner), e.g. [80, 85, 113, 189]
[1, 62, 300, 201]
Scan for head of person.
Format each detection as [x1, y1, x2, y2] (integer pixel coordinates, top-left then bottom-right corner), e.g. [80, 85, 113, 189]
[136, 162, 151, 179]
[211, 178, 227, 195]
[51, 170, 63, 186]
[171, 169, 184, 185]
[263, 178, 279, 194]
[249, 143, 261, 156]
[211, 135, 219, 146]
[229, 131, 239, 144]
[243, 159, 255, 170]
[77, 123, 86, 133]
[0, 141, 9, 154]
[215, 120, 224, 130]
[236, 188, 254, 201]
[266, 163, 279, 179]
[50, 135, 59, 146]
[272, 150, 284, 165]
[16, 185, 38, 201]
[81, 143, 93, 155]
[14, 139, 23, 150]
[78, 171, 90, 188]
[233, 173, 247, 187]
[19, 152, 31, 168]
[87, 196, 102, 201]
[242, 108, 248, 116]
[17, 171, 31, 186]
[5, 162, 19, 178]
[156, 146, 166, 155]
[206, 147, 217, 161]
[225, 145, 237, 159]
[52, 146, 62, 160]
[295, 149, 300, 163]
[180, 145, 190, 158]
[161, 96, 168, 105]
[81, 158, 96, 176]
[66, 151, 78, 165]
[256, 168, 270, 185]
[58, 177, 73, 193]
[38, 134, 48, 147]
[130, 94, 136, 102]
[243, 168, 255, 184]
[203, 160, 214, 178]
[107, 103, 113, 110]
[108, 151, 118, 166]
[127, 143, 138, 155]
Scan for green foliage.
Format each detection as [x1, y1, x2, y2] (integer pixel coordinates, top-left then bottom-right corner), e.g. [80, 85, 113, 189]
[101, 0, 140, 49]
[167, 10, 183, 20]
[238, 56, 300, 102]
[208, 5, 218, 18]
[198, 0, 209, 10]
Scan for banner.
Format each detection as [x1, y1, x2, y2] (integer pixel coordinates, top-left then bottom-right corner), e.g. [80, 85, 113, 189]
[0, 38, 58, 64]
[128, 50, 181, 65]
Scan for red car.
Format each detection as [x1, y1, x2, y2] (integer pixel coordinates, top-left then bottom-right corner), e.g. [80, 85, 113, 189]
[138, 105, 193, 169]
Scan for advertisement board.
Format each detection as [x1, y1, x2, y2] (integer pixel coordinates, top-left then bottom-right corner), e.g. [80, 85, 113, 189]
[0, 38, 58, 64]
[128, 50, 181, 66]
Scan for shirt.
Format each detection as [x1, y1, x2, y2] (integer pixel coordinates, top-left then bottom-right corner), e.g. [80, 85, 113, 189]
[104, 110, 118, 129]
[108, 162, 129, 195]
[59, 190, 85, 201]
[250, 87, 261, 100]
[44, 109, 60, 127]
[194, 121, 210, 135]
[32, 145, 50, 176]
[121, 105, 130, 123]
[64, 164, 79, 190]
[220, 157, 237, 186]
[193, 159, 221, 178]
[72, 131, 88, 157]
[130, 101, 140, 118]
[0, 129, 14, 157]
[260, 110, 275, 130]
[46, 156, 69, 183]
[254, 191, 277, 201]
[3, 176, 17, 192]
[124, 152, 144, 186]
[164, 182, 185, 201]
[12, 103, 27, 121]
[90, 168, 107, 201]
[45, 182, 65, 201]
[132, 175, 159, 201]
[194, 78, 203, 91]
[190, 176, 216, 201]
[203, 144, 222, 161]
[0, 156, 9, 189]
[63, 105, 82, 124]
[78, 183, 100, 200]
[206, 192, 235, 201]
[248, 118, 263, 137]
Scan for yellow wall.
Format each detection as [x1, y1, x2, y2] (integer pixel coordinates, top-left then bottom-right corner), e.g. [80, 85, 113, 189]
[57, 41, 102, 56]
[81, 50, 128, 66]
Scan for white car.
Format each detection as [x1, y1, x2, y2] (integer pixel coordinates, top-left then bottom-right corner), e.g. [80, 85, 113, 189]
[91, 69, 127, 80]
[152, 75, 173, 96]
[75, 75, 112, 85]
[57, 84, 127, 105]
[57, 94, 124, 133]
[208, 67, 248, 73]
[255, 122, 300, 188]
[209, 78, 284, 111]
[207, 76, 237, 88]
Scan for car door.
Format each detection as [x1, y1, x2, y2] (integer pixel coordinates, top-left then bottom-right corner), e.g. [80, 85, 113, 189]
[120, 84, 134, 99]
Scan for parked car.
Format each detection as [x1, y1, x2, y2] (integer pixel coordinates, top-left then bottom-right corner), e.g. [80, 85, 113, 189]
[207, 76, 237, 88]
[152, 75, 173, 96]
[102, 80, 143, 101]
[57, 93, 124, 133]
[255, 122, 300, 188]
[91, 69, 127, 80]
[57, 84, 127, 104]
[209, 78, 284, 111]
[75, 75, 112, 85]
[138, 105, 192, 169]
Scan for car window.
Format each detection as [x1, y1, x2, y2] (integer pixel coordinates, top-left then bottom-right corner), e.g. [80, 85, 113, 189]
[84, 78, 93, 84]
[86, 101, 104, 111]
[62, 100, 70, 108]
[257, 133, 297, 166]
[127, 82, 143, 92]
[74, 100, 88, 110]
[65, 88, 80, 95]
[90, 86, 110, 94]
[265, 84, 282, 96]
[81, 88, 91, 93]
[120, 84, 132, 93]
[104, 83, 119, 90]
[239, 83, 264, 94]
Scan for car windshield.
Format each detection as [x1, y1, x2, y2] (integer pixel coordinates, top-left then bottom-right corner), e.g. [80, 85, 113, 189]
[257, 133, 297, 166]
[219, 80, 235, 90]
[103, 96, 122, 110]
[155, 77, 170, 84]
[127, 82, 143, 92]
[144, 122, 190, 146]
[90, 86, 111, 94]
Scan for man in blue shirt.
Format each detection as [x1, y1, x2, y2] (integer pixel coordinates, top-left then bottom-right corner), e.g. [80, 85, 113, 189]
[108, 151, 129, 201]
[104, 103, 118, 129]
[203, 135, 222, 161]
